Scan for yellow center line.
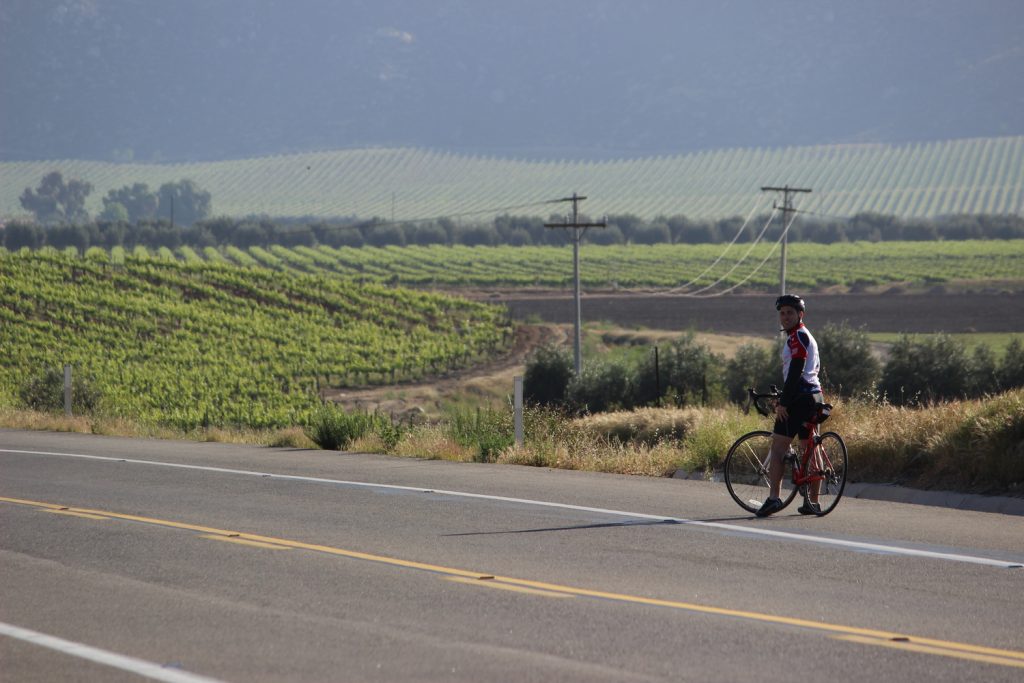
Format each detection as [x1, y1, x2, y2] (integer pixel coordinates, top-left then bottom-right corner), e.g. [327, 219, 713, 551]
[445, 576, 574, 598]
[4, 494, 1023, 669]
[43, 509, 110, 520]
[198, 534, 291, 550]
[836, 635, 1024, 669]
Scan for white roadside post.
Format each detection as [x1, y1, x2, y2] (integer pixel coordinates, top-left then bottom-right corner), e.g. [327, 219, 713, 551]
[514, 376, 524, 449]
[64, 364, 72, 417]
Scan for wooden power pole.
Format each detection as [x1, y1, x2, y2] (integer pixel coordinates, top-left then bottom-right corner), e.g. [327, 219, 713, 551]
[761, 185, 811, 294]
[544, 193, 607, 375]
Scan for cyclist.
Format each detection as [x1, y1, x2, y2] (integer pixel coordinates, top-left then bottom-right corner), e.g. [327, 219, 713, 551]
[756, 293, 825, 517]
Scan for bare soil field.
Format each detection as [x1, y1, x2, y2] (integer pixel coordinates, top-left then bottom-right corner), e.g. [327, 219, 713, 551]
[492, 290, 1024, 335]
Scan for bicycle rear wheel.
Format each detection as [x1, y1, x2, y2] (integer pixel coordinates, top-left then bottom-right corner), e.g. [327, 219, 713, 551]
[724, 431, 798, 514]
[809, 432, 848, 516]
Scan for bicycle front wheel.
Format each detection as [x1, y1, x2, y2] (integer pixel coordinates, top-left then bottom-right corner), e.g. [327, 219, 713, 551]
[724, 431, 798, 514]
[810, 432, 848, 515]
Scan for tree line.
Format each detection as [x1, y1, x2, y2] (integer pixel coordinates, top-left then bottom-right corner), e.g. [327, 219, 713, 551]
[5, 171, 1024, 253]
[17, 171, 211, 226]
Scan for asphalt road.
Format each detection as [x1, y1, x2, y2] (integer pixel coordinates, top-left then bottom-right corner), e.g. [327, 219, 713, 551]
[2, 429, 1023, 682]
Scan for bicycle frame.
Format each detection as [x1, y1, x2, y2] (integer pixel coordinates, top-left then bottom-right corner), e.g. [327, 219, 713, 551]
[747, 387, 834, 491]
[726, 387, 848, 516]
[790, 421, 832, 491]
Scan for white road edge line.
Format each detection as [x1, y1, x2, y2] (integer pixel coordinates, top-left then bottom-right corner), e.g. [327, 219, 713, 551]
[2, 448, 1021, 569]
[0, 621, 226, 683]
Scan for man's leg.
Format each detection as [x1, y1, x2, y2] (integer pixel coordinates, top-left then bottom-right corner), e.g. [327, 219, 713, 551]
[767, 434, 793, 499]
[756, 433, 794, 516]
[803, 437, 821, 503]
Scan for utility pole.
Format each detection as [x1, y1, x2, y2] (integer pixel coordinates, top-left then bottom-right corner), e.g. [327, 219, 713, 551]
[544, 192, 607, 375]
[761, 185, 811, 295]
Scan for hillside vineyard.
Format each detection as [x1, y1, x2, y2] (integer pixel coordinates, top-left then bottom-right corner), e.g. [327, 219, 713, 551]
[1, 136, 1021, 221]
[0, 249, 512, 428]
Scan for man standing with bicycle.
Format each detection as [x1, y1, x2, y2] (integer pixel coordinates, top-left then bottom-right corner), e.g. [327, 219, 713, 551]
[756, 294, 825, 517]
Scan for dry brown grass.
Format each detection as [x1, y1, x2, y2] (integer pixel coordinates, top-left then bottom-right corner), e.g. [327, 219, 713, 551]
[828, 390, 1024, 493]
[497, 438, 684, 476]
[389, 425, 479, 461]
[3, 390, 1020, 494]
[575, 406, 706, 444]
[0, 408, 317, 450]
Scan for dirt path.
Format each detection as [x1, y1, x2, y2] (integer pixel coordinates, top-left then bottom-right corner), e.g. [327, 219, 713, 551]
[322, 324, 567, 418]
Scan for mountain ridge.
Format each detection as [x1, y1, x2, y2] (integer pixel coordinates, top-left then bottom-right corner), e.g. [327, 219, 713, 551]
[2, 1, 1021, 163]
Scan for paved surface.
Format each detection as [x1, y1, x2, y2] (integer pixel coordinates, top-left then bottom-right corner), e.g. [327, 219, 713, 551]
[672, 469, 1024, 516]
[2, 429, 1023, 682]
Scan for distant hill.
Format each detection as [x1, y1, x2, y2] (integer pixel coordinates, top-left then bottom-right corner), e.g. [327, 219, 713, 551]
[1, 136, 1021, 221]
[1, 1, 1022, 163]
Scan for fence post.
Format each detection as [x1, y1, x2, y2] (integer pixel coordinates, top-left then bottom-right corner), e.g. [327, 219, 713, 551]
[64, 364, 72, 417]
[513, 376, 524, 448]
[654, 346, 660, 405]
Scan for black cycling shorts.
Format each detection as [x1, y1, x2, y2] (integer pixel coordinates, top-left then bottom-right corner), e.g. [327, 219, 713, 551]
[773, 392, 823, 439]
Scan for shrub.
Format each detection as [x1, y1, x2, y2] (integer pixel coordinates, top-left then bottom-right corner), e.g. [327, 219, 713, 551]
[575, 406, 703, 446]
[19, 366, 101, 414]
[634, 333, 724, 407]
[967, 344, 1000, 397]
[631, 222, 671, 245]
[46, 224, 90, 252]
[584, 224, 624, 245]
[365, 224, 406, 247]
[330, 227, 365, 248]
[232, 222, 269, 248]
[568, 360, 634, 413]
[880, 334, 972, 405]
[3, 221, 43, 250]
[999, 339, 1024, 390]
[524, 344, 574, 407]
[723, 342, 778, 404]
[305, 404, 395, 450]
[455, 224, 497, 246]
[817, 321, 881, 397]
[447, 406, 513, 462]
[408, 222, 448, 245]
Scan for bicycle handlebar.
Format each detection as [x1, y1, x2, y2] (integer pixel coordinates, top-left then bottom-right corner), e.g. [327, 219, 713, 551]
[747, 386, 834, 422]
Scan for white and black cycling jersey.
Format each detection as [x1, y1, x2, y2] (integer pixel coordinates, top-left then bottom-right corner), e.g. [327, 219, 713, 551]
[781, 322, 821, 403]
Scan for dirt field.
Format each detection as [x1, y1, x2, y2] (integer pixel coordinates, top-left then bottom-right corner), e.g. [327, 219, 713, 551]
[494, 291, 1024, 334]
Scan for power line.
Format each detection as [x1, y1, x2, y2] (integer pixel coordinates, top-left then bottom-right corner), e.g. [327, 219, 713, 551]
[656, 197, 772, 296]
[683, 209, 800, 298]
[668, 207, 779, 296]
